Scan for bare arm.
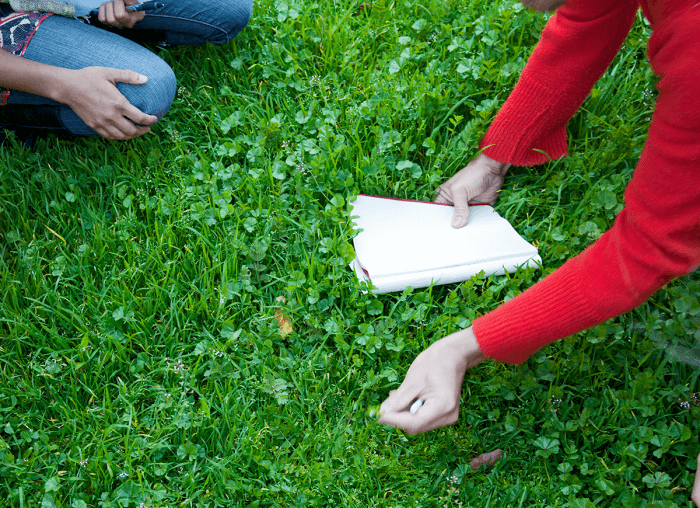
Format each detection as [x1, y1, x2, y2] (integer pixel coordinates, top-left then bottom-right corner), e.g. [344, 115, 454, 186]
[0, 49, 73, 103]
[0, 50, 157, 139]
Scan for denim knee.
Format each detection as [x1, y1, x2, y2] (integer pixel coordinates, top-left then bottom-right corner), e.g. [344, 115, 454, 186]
[117, 53, 177, 121]
[206, 0, 253, 44]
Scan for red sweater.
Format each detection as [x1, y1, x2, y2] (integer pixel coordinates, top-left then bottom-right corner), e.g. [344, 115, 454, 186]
[472, 0, 700, 364]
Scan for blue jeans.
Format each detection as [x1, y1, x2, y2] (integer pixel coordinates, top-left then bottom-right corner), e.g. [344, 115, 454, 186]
[5, 0, 252, 136]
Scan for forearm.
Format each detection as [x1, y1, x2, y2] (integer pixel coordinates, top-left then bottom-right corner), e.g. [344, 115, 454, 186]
[479, 153, 511, 175]
[1, 50, 158, 139]
[480, 0, 638, 165]
[0, 50, 74, 104]
[473, 213, 696, 365]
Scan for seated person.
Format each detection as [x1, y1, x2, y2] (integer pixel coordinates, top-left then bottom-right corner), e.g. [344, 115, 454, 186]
[0, 0, 252, 145]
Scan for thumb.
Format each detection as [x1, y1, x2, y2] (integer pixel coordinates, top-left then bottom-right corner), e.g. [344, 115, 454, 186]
[112, 69, 148, 85]
[451, 191, 471, 229]
[380, 387, 417, 415]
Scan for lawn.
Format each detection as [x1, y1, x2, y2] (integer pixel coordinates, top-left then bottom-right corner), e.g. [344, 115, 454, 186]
[1, 0, 699, 506]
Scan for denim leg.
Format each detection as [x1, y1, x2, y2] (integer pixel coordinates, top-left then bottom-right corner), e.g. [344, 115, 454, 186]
[130, 0, 253, 45]
[6, 15, 176, 136]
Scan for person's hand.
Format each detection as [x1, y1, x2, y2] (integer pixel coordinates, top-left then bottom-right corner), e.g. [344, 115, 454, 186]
[692, 453, 700, 507]
[379, 327, 487, 434]
[98, 0, 145, 29]
[436, 153, 511, 228]
[61, 67, 158, 140]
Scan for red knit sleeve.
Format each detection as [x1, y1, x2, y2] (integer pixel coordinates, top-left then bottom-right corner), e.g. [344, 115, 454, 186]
[473, 7, 700, 364]
[478, 0, 638, 166]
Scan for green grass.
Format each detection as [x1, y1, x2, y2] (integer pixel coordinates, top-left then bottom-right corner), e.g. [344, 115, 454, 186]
[1, 0, 699, 506]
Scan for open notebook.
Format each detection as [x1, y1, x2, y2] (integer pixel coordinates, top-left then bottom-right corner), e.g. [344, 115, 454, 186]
[350, 195, 541, 294]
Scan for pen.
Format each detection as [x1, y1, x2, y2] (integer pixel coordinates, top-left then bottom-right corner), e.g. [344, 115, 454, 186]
[125, 2, 165, 12]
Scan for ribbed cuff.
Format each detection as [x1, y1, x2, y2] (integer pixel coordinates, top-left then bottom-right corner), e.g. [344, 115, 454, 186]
[479, 72, 570, 166]
[472, 257, 603, 365]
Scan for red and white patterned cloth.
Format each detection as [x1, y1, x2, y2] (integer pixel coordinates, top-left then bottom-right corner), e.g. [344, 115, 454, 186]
[0, 8, 51, 104]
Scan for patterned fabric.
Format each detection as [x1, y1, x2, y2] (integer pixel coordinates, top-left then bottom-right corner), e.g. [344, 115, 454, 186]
[0, 9, 52, 105]
[3, 1, 74, 18]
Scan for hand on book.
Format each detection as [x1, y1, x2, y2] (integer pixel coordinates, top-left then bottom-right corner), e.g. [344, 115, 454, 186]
[378, 327, 487, 434]
[436, 153, 511, 229]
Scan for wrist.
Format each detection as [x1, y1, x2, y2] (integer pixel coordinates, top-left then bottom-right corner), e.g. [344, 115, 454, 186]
[478, 153, 512, 176]
[50, 68, 79, 105]
[450, 327, 488, 369]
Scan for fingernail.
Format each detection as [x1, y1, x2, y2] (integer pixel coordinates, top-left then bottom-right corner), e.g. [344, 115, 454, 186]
[451, 216, 466, 228]
[138, 74, 147, 82]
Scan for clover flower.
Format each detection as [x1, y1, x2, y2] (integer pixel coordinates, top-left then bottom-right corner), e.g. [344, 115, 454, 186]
[173, 359, 187, 374]
[208, 348, 224, 358]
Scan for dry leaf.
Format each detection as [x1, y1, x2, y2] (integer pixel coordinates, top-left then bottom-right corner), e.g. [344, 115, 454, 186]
[275, 296, 293, 337]
[355, 2, 371, 14]
[469, 449, 503, 471]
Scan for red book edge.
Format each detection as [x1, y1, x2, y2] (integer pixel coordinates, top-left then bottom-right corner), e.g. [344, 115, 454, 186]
[357, 194, 492, 208]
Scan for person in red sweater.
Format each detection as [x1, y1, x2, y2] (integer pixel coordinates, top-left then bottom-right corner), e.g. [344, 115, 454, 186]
[379, 0, 700, 500]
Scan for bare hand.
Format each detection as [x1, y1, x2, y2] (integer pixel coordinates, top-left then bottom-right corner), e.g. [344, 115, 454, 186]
[436, 153, 511, 228]
[63, 67, 158, 140]
[692, 453, 700, 507]
[379, 327, 487, 434]
[98, 0, 145, 29]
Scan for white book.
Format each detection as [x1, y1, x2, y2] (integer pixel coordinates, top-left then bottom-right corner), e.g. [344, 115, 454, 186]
[350, 194, 542, 294]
